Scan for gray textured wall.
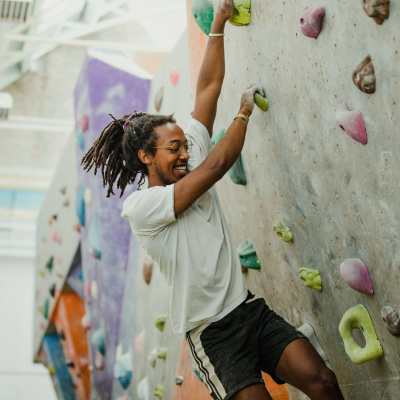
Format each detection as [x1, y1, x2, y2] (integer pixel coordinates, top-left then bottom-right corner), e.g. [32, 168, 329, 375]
[211, 1, 399, 398]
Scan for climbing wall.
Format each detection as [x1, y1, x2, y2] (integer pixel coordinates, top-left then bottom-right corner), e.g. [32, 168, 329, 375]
[34, 133, 80, 355]
[74, 50, 152, 399]
[188, 1, 399, 399]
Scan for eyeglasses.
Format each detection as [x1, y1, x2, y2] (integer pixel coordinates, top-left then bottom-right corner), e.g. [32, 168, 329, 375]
[154, 140, 192, 155]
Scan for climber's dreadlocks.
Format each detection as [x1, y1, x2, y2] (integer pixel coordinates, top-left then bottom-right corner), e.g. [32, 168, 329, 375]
[81, 112, 175, 197]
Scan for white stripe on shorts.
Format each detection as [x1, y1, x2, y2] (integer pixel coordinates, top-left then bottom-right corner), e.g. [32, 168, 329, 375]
[186, 323, 227, 400]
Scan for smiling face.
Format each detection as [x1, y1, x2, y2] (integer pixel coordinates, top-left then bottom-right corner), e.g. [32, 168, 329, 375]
[140, 122, 190, 187]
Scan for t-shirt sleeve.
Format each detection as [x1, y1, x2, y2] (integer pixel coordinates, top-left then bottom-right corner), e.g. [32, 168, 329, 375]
[185, 117, 212, 170]
[121, 185, 176, 237]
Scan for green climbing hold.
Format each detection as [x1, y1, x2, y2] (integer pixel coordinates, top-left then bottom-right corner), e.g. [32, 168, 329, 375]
[45, 256, 54, 273]
[230, 0, 251, 26]
[157, 348, 168, 361]
[254, 92, 269, 111]
[148, 350, 157, 368]
[339, 304, 384, 364]
[91, 328, 106, 356]
[154, 384, 165, 399]
[192, 0, 214, 35]
[273, 223, 294, 243]
[42, 298, 50, 319]
[299, 267, 322, 291]
[155, 315, 167, 332]
[237, 240, 262, 270]
[212, 129, 247, 185]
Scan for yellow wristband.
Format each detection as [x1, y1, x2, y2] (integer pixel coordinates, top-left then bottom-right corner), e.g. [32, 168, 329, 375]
[234, 113, 249, 123]
[209, 32, 224, 37]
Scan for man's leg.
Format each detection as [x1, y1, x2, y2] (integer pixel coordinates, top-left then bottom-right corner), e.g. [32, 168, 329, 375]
[275, 339, 345, 400]
[232, 383, 272, 400]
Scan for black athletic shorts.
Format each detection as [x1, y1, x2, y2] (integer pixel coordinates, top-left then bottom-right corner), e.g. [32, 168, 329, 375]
[186, 291, 306, 400]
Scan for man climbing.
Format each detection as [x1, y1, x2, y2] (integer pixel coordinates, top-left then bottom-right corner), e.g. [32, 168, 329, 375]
[82, 1, 344, 399]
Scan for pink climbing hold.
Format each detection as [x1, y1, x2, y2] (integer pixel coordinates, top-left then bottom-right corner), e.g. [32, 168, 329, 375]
[336, 110, 368, 145]
[300, 6, 326, 39]
[51, 231, 62, 244]
[170, 70, 180, 86]
[339, 258, 374, 296]
[80, 114, 89, 132]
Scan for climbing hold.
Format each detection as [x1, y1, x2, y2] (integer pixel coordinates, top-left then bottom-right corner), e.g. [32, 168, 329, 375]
[363, 0, 390, 25]
[157, 348, 168, 361]
[49, 283, 56, 297]
[273, 222, 294, 243]
[155, 315, 167, 332]
[43, 298, 50, 319]
[51, 231, 62, 245]
[143, 255, 153, 285]
[339, 304, 383, 364]
[84, 188, 92, 206]
[88, 213, 102, 260]
[154, 384, 165, 399]
[339, 258, 374, 295]
[154, 87, 164, 112]
[60, 186, 67, 195]
[148, 349, 157, 368]
[212, 129, 247, 185]
[81, 313, 91, 331]
[299, 267, 322, 291]
[91, 281, 98, 299]
[175, 376, 184, 385]
[230, 0, 251, 26]
[254, 91, 269, 112]
[94, 351, 105, 370]
[192, 0, 214, 35]
[80, 114, 89, 133]
[91, 328, 106, 355]
[46, 256, 54, 273]
[170, 70, 180, 86]
[352, 55, 376, 94]
[77, 130, 85, 151]
[300, 6, 325, 39]
[336, 110, 368, 145]
[115, 352, 133, 390]
[76, 186, 86, 226]
[381, 305, 400, 336]
[237, 240, 262, 270]
[298, 322, 330, 365]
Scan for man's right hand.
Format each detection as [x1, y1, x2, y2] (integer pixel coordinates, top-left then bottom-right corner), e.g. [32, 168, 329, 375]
[215, 0, 234, 23]
[239, 85, 265, 116]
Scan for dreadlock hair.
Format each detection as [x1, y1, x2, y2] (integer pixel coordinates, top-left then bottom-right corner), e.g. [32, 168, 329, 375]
[81, 111, 176, 197]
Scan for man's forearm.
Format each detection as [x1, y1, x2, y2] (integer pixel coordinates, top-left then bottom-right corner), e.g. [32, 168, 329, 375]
[196, 15, 227, 91]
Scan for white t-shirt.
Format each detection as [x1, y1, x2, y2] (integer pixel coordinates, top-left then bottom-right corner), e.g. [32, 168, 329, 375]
[121, 117, 247, 333]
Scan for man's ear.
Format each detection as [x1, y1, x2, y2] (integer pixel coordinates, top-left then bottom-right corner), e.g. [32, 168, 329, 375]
[138, 149, 153, 166]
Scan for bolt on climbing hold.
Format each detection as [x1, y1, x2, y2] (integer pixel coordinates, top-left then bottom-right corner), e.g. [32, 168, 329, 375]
[154, 86, 164, 112]
[381, 305, 400, 336]
[46, 256, 54, 273]
[300, 6, 325, 39]
[299, 267, 322, 291]
[237, 240, 262, 270]
[363, 0, 390, 25]
[155, 315, 167, 332]
[353, 55, 376, 94]
[143, 255, 153, 285]
[273, 223, 294, 243]
[254, 88, 269, 112]
[91, 328, 106, 356]
[175, 376, 184, 385]
[148, 349, 158, 368]
[115, 352, 133, 390]
[230, 0, 251, 26]
[336, 110, 368, 145]
[192, 0, 214, 35]
[157, 348, 168, 361]
[154, 384, 165, 399]
[339, 304, 383, 364]
[49, 283, 56, 297]
[339, 258, 374, 295]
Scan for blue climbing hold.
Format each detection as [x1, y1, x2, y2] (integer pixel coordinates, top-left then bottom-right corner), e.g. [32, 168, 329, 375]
[76, 186, 86, 227]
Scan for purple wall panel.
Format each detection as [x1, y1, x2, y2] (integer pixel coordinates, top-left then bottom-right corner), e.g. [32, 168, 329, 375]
[74, 54, 150, 399]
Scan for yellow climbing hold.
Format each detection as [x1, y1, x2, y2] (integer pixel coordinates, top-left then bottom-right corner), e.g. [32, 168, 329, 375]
[230, 0, 251, 26]
[254, 92, 269, 112]
[273, 223, 294, 243]
[299, 267, 322, 291]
